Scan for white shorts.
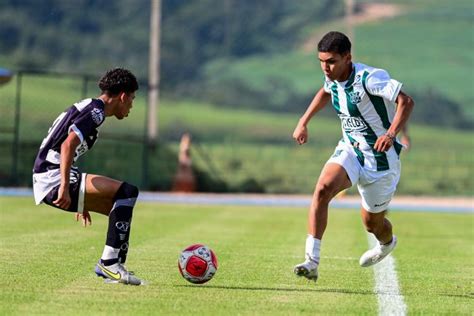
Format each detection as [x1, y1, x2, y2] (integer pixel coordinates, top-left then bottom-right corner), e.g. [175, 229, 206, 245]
[32, 167, 87, 213]
[327, 142, 401, 213]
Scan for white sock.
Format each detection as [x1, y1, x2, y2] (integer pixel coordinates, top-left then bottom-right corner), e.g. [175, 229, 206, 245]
[305, 234, 321, 264]
[101, 245, 120, 261]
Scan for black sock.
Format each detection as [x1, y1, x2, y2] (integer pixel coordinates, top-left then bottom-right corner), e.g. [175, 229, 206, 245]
[104, 182, 139, 264]
[101, 258, 119, 266]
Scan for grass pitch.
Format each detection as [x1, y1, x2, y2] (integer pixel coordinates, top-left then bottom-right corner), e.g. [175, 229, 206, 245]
[1, 196, 472, 315]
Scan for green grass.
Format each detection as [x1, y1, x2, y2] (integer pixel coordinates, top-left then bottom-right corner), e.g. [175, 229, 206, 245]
[0, 197, 472, 315]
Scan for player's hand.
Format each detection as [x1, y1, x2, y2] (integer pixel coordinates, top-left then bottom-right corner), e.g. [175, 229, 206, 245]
[75, 210, 92, 227]
[293, 124, 308, 145]
[374, 135, 393, 152]
[53, 186, 71, 210]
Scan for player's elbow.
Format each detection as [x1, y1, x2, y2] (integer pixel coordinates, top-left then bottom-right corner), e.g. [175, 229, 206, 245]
[400, 94, 415, 113]
[397, 92, 415, 112]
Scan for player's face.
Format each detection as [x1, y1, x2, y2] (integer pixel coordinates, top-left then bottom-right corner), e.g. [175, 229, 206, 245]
[318, 51, 352, 81]
[115, 92, 136, 120]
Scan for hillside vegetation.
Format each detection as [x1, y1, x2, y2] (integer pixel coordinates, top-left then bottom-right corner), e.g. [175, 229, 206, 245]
[0, 0, 472, 128]
[200, 0, 474, 127]
[0, 75, 472, 195]
[0, 0, 343, 86]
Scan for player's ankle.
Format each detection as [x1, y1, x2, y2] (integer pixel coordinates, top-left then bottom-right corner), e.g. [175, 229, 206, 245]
[100, 258, 119, 266]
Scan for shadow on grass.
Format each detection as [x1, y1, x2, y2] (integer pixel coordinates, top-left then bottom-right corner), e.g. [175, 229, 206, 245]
[436, 293, 473, 300]
[174, 284, 374, 296]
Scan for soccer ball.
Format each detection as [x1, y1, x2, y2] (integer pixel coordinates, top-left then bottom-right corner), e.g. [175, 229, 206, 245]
[178, 244, 218, 284]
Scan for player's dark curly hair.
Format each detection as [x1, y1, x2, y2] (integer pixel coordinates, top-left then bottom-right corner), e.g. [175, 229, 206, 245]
[318, 31, 351, 55]
[98, 68, 139, 96]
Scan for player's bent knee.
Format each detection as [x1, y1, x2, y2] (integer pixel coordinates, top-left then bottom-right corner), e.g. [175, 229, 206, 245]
[314, 183, 335, 203]
[114, 182, 139, 201]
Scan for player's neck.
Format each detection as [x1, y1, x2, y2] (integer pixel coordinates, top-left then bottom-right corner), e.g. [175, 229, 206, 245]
[98, 94, 116, 117]
[337, 63, 353, 82]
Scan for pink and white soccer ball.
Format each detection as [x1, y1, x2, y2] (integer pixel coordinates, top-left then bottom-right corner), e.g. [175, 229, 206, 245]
[178, 244, 218, 284]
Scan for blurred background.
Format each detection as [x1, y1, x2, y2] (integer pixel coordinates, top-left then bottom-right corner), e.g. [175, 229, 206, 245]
[0, 0, 472, 196]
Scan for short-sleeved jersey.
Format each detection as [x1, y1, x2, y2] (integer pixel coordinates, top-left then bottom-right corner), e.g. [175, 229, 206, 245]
[323, 63, 403, 172]
[33, 98, 105, 173]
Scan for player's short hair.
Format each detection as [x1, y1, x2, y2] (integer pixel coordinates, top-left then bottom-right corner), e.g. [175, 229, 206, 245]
[98, 68, 139, 96]
[318, 31, 351, 55]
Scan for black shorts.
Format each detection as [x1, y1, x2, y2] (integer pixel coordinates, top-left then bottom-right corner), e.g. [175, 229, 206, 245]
[42, 168, 85, 213]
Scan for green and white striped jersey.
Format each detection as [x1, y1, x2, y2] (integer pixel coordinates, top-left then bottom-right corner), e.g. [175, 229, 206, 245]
[323, 62, 403, 172]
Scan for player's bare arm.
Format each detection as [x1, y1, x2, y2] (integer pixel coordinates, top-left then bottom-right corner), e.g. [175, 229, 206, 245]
[374, 91, 415, 152]
[293, 87, 331, 145]
[53, 132, 81, 209]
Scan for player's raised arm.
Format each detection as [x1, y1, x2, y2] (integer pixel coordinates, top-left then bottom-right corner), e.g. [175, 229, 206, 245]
[293, 87, 331, 145]
[374, 91, 415, 152]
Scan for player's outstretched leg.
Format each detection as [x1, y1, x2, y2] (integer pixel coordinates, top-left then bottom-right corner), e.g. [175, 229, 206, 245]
[359, 235, 397, 267]
[95, 181, 144, 285]
[294, 163, 351, 282]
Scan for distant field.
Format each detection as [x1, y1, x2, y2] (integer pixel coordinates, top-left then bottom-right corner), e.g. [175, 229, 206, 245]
[355, 1, 474, 118]
[0, 74, 473, 195]
[0, 197, 472, 315]
[203, 0, 474, 119]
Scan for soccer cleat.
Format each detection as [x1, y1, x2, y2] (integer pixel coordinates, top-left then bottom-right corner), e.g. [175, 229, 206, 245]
[359, 235, 397, 267]
[95, 261, 144, 285]
[294, 259, 319, 281]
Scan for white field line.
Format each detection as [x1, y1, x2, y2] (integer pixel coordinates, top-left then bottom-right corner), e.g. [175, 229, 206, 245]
[367, 234, 407, 316]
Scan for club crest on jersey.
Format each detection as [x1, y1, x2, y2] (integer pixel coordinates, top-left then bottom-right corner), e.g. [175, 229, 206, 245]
[91, 108, 104, 125]
[348, 91, 361, 104]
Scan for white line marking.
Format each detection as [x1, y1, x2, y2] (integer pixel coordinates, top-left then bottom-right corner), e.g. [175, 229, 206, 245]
[367, 234, 407, 316]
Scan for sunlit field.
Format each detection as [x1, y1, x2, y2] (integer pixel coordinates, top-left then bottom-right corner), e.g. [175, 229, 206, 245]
[1, 197, 472, 315]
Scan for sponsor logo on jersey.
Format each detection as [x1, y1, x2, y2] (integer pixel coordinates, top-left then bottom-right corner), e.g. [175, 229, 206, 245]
[339, 114, 368, 133]
[75, 141, 89, 158]
[91, 108, 104, 125]
[354, 74, 361, 84]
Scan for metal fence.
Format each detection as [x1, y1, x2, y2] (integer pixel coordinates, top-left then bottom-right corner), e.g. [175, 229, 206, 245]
[0, 70, 153, 187]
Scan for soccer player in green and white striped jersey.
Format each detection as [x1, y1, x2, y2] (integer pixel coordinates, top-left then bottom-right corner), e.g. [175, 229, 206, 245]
[292, 31, 414, 282]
